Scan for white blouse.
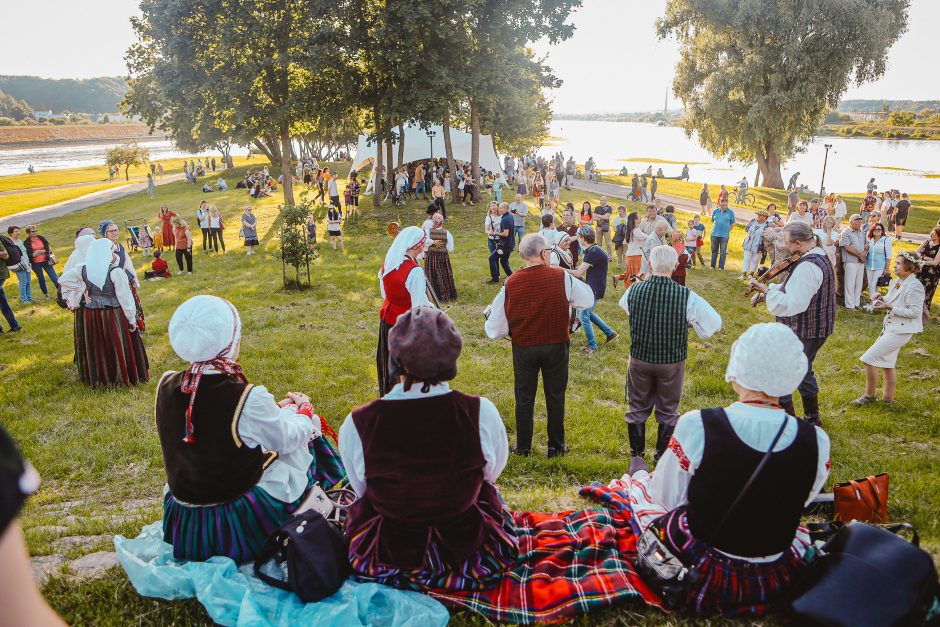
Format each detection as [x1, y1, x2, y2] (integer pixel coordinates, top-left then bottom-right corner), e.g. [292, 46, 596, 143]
[338, 383, 509, 497]
[58, 266, 137, 327]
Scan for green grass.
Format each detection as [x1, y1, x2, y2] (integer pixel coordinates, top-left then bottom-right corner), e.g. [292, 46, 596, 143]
[0, 182, 130, 218]
[602, 173, 940, 235]
[2, 167, 938, 625]
[619, 158, 708, 165]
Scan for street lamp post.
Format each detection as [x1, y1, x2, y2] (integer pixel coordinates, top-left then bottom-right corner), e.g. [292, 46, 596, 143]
[426, 129, 437, 162]
[820, 143, 833, 197]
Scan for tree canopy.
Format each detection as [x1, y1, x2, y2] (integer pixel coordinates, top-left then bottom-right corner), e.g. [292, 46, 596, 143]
[106, 142, 150, 180]
[658, 0, 909, 188]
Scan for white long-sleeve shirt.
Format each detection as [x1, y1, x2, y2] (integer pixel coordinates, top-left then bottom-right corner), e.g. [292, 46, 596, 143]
[58, 266, 137, 327]
[626, 228, 646, 257]
[484, 268, 595, 340]
[618, 284, 723, 339]
[377, 264, 432, 308]
[338, 383, 509, 497]
[765, 248, 826, 317]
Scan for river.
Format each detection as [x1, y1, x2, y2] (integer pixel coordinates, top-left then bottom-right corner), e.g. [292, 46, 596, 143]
[544, 120, 940, 195]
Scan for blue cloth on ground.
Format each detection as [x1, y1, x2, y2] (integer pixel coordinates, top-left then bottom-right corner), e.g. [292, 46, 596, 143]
[115, 522, 450, 627]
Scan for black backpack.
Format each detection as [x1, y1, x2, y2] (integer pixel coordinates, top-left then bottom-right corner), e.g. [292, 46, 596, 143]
[0, 236, 22, 267]
[253, 509, 350, 602]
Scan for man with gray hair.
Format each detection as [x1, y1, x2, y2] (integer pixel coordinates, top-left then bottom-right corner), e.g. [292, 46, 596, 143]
[640, 220, 669, 276]
[486, 234, 594, 458]
[619, 245, 722, 469]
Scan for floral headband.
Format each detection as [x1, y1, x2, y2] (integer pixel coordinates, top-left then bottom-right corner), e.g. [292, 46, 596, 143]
[897, 251, 923, 269]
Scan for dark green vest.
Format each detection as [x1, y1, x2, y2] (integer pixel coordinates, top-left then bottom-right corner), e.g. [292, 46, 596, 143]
[627, 275, 690, 364]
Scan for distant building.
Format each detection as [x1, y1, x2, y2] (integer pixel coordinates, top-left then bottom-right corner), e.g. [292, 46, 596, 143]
[33, 110, 55, 119]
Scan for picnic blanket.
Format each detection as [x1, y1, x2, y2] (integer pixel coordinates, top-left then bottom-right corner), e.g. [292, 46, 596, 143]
[427, 483, 664, 624]
[115, 522, 448, 627]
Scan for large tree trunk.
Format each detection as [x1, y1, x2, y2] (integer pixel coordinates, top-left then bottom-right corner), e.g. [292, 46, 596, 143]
[470, 99, 481, 203]
[280, 123, 295, 206]
[753, 166, 760, 188]
[396, 123, 405, 170]
[253, 139, 278, 165]
[442, 110, 460, 204]
[373, 108, 383, 208]
[756, 142, 784, 188]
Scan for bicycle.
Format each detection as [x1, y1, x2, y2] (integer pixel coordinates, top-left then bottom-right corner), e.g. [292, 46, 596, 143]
[589, 169, 603, 183]
[732, 186, 756, 207]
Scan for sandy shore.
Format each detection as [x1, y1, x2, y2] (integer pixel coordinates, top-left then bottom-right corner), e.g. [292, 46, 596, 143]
[0, 124, 166, 147]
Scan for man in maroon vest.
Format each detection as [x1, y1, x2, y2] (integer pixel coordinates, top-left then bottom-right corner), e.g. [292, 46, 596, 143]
[485, 233, 594, 457]
[377, 226, 431, 396]
[340, 307, 519, 590]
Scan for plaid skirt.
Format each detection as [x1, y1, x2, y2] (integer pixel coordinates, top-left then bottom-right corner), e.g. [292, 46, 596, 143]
[75, 306, 149, 387]
[425, 249, 457, 302]
[650, 505, 809, 618]
[162, 435, 346, 563]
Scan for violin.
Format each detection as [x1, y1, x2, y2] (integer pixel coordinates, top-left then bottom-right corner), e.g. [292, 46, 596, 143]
[745, 251, 802, 307]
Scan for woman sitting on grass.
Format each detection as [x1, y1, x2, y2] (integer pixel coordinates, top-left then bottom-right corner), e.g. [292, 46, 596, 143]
[617, 322, 830, 617]
[156, 295, 346, 563]
[340, 307, 517, 590]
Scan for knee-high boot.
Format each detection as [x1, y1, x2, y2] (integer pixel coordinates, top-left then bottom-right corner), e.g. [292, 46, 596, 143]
[628, 423, 646, 457]
[801, 394, 822, 427]
[653, 424, 675, 462]
[780, 398, 798, 418]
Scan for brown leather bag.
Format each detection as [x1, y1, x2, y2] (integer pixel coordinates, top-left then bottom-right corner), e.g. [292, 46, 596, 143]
[833, 473, 889, 523]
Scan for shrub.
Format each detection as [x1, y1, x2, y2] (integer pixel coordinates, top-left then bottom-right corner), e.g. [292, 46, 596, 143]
[0, 117, 15, 126]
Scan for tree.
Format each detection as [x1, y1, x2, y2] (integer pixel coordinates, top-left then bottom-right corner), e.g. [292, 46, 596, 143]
[888, 110, 916, 126]
[658, 0, 909, 188]
[106, 142, 149, 180]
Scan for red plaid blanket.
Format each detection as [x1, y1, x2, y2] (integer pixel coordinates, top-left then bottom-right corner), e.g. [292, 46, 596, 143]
[427, 483, 664, 624]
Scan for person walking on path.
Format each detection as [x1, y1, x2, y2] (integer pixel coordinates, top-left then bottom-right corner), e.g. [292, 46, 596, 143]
[566, 227, 620, 355]
[853, 252, 925, 405]
[5, 226, 32, 304]
[619, 245, 721, 465]
[709, 198, 735, 270]
[24, 225, 58, 297]
[485, 233, 594, 457]
[147, 173, 156, 198]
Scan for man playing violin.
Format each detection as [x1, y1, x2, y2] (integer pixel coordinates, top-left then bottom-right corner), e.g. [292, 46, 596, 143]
[747, 222, 836, 427]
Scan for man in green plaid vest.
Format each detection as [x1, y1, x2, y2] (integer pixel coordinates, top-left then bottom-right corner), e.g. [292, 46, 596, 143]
[618, 245, 722, 471]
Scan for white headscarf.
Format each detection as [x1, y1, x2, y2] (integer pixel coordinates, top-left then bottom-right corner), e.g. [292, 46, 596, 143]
[83, 238, 118, 290]
[168, 295, 242, 363]
[725, 323, 808, 398]
[63, 233, 97, 273]
[380, 226, 426, 278]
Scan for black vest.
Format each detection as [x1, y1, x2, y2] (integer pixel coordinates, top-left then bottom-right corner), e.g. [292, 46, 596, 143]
[777, 253, 836, 339]
[155, 372, 277, 505]
[82, 266, 120, 309]
[686, 408, 818, 557]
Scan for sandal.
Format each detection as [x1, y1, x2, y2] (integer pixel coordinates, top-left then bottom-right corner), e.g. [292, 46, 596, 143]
[851, 395, 877, 405]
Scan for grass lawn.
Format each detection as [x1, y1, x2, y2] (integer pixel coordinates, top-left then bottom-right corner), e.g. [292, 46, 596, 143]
[1, 165, 938, 625]
[601, 173, 940, 235]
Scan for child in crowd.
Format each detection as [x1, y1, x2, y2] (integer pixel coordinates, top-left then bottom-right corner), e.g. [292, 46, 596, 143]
[145, 249, 171, 280]
[685, 219, 699, 267]
[671, 231, 689, 285]
[152, 226, 164, 251]
[691, 215, 707, 266]
[138, 225, 154, 257]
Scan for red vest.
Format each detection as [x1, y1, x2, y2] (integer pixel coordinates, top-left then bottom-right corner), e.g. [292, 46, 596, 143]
[504, 265, 570, 347]
[380, 259, 419, 325]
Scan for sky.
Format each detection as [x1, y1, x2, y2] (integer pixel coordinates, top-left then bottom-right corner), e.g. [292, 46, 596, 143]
[0, 0, 937, 114]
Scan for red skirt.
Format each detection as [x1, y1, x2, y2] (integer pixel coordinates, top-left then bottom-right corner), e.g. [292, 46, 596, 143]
[75, 306, 149, 387]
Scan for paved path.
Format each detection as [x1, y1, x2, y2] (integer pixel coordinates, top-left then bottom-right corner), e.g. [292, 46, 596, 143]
[571, 179, 929, 245]
[0, 177, 146, 197]
[0, 173, 185, 231]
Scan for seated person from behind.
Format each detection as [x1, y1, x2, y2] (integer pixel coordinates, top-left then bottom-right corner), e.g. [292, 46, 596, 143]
[622, 322, 830, 617]
[217, 177, 228, 191]
[156, 295, 346, 563]
[340, 307, 518, 590]
[202, 182, 213, 193]
[145, 249, 171, 280]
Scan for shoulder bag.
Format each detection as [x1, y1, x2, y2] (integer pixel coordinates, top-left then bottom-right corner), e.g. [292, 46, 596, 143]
[833, 472, 889, 523]
[636, 412, 789, 608]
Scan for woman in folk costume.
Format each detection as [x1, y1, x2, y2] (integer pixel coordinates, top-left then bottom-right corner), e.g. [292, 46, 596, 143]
[376, 226, 431, 396]
[341, 307, 518, 590]
[424, 212, 457, 303]
[100, 219, 145, 332]
[58, 239, 149, 387]
[615, 323, 830, 617]
[156, 295, 346, 563]
[61, 229, 97, 367]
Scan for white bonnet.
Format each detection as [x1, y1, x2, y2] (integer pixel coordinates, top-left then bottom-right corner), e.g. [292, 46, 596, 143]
[725, 323, 807, 397]
[168, 295, 242, 363]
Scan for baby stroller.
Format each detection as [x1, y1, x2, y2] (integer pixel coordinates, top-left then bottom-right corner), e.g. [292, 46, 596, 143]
[125, 219, 154, 253]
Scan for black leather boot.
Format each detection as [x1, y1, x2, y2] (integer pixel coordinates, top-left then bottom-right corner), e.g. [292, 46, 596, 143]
[627, 423, 646, 457]
[653, 424, 675, 462]
[801, 395, 822, 427]
[780, 398, 798, 418]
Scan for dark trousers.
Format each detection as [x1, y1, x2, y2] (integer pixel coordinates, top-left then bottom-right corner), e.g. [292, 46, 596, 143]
[780, 336, 828, 415]
[434, 197, 446, 219]
[512, 342, 569, 452]
[201, 228, 210, 251]
[488, 247, 513, 281]
[0, 282, 19, 331]
[31, 261, 59, 295]
[175, 248, 193, 272]
[710, 235, 729, 269]
[209, 228, 225, 252]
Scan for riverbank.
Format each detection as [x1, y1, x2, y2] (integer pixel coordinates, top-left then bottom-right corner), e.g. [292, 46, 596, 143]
[0, 123, 162, 146]
[818, 123, 940, 141]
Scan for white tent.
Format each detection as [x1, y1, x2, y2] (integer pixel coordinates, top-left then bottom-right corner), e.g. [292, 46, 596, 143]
[350, 123, 503, 177]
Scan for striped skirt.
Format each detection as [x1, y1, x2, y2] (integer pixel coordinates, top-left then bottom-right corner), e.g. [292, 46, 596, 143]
[162, 436, 347, 563]
[348, 489, 519, 591]
[425, 249, 457, 302]
[75, 306, 149, 387]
